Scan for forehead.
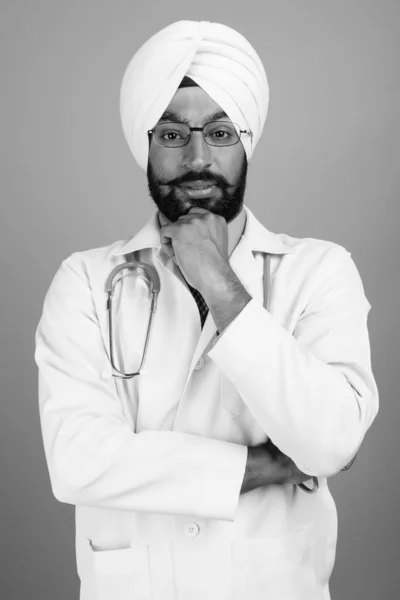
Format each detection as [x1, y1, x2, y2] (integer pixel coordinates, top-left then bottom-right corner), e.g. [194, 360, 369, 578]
[160, 86, 229, 124]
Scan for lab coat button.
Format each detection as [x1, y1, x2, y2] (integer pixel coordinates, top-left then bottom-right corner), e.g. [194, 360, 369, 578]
[183, 522, 200, 538]
[194, 357, 204, 370]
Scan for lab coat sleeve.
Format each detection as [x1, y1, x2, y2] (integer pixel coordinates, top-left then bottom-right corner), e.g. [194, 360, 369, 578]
[207, 246, 379, 477]
[34, 256, 247, 520]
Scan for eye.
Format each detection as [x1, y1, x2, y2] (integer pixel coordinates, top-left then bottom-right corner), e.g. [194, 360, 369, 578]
[161, 130, 184, 140]
[156, 123, 188, 141]
[212, 130, 232, 139]
[205, 122, 237, 140]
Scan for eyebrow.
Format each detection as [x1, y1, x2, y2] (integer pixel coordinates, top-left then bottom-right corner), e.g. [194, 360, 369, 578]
[158, 109, 229, 125]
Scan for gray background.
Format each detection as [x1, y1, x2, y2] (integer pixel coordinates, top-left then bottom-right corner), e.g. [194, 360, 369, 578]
[1, 0, 398, 598]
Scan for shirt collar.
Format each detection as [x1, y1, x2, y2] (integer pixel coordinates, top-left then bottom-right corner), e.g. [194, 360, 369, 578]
[112, 204, 296, 257]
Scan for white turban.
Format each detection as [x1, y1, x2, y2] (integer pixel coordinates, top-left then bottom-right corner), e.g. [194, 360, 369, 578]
[120, 20, 269, 171]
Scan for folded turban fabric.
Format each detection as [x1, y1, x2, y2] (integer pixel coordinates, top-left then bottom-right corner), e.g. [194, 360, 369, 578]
[120, 20, 269, 171]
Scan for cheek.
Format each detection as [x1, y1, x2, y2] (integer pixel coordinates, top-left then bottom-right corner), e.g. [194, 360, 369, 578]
[149, 147, 176, 179]
[220, 150, 244, 182]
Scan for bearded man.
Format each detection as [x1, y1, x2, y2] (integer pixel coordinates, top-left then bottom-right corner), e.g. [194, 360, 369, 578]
[35, 20, 379, 600]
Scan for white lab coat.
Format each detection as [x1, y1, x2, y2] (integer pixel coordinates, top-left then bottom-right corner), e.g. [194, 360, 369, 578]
[35, 204, 379, 600]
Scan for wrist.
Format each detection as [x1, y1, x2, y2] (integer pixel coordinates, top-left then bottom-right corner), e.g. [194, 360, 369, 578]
[200, 260, 236, 300]
[240, 444, 287, 494]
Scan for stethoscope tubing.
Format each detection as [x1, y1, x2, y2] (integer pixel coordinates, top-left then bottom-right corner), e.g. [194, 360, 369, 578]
[105, 259, 160, 379]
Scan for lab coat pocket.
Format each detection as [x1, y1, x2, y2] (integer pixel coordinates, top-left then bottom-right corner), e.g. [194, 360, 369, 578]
[89, 541, 152, 600]
[221, 374, 245, 418]
[231, 523, 317, 600]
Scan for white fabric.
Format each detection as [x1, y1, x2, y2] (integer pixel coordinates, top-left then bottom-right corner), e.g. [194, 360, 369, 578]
[35, 204, 378, 600]
[120, 21, 269, 170]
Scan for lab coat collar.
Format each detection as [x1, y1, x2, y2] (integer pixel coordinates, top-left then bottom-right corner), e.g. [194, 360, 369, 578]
[112, 204, 296, 258]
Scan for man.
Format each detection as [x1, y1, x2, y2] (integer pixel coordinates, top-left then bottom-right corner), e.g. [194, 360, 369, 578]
[35, 20, 379, 600]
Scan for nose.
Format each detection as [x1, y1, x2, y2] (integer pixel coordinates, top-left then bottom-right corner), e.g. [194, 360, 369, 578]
[183, 131, 213, 171]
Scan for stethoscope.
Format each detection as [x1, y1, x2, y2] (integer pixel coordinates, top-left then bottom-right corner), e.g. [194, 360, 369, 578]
[104, 251, 320, 494]
[105, 255, 161, 380]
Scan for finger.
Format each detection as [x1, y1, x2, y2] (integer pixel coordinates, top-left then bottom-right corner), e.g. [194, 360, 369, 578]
[175, 208, 210, 223]
[163, 242, 178, 265]
[159, 226, 173, 246]
[162, 239, 174, 258]
[161, 233, 172, 244]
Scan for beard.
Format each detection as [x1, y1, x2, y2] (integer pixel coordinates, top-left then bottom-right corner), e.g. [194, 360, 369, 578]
[146, 154, 248, 224]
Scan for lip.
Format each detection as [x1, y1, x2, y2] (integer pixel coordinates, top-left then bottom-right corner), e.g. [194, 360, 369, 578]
[182, 185, 216, 198]
[179, 181, 216, 189]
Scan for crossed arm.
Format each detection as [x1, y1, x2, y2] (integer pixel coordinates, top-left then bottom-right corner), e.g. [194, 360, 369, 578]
[201, 266, 358, 494]
[35, 248, 377, 519]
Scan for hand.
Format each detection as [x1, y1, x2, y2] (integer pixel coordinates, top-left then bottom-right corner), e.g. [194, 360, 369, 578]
[241, 438, 313, 494]
[262, 438, 313, 486]
[159, 208, 230, 292]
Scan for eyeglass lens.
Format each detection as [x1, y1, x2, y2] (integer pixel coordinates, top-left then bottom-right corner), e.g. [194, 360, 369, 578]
[153, 121, 240, 147]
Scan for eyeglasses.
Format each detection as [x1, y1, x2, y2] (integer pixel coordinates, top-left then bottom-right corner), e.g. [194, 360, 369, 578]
[147, 120, 253, 148]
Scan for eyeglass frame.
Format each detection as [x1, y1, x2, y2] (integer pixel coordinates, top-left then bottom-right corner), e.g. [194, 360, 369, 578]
[147, 120, 253, 148]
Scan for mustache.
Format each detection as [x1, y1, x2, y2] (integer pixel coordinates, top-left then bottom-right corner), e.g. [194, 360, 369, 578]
[163, 171, 228, 188]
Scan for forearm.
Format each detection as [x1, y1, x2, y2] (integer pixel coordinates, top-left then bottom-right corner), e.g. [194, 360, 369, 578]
[201, 261, 252, 335]
[43, 418, 248, 520]
[209, 300, 378, 477]
[206, 249, 379, 477]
